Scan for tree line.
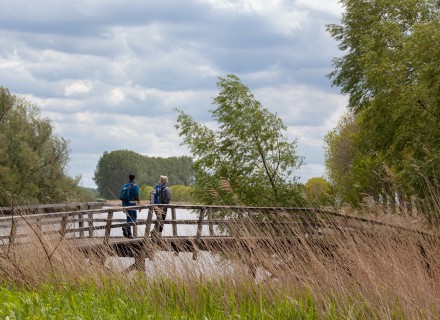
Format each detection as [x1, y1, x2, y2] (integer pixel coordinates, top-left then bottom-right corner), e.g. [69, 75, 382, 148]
[93, 150, 193, 200]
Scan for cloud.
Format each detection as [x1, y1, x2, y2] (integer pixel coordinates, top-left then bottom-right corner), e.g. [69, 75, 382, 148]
[64, 80, 93, 96]
[0, 0, 345, 188]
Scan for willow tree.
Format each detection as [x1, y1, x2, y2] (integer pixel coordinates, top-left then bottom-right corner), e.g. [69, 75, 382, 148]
[175, 74, 303, 206]
[0, 87, 80, 206]
[326, 0, 440, 207]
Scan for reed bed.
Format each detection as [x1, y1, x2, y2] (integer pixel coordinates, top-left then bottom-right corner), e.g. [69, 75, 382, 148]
[0, 206, 439, 319]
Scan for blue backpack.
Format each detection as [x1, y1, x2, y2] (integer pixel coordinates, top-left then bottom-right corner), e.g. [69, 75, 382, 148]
[119, 182, 133, 201]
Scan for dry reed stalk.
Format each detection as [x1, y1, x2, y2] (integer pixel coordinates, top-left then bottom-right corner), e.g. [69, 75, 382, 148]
[0, 207, 113, 288]
[0, 205, 439, 318]
[159, 208, 440, 317]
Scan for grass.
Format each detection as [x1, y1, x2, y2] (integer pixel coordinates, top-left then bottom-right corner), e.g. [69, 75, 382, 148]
[0, 204, 439, 319]
[0, 277, 383, 319]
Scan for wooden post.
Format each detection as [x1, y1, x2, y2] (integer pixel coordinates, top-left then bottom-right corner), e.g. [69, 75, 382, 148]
[207, 207, 214, 236]
[78, 209, 84, 238]
[60, 214, 68, 238]
[104, 211, 113, 245]
[196, 208, 205, 239]
[193, 208, 205, 260]
[155, 208, 163, 234]
[9, 217, 17, 246]
[143, 207, 155, 260]
[87, 212, 94, 237]
[133, 212, 138, 238]
[144, 207, 153, 239]
[172, 207, 177, 237]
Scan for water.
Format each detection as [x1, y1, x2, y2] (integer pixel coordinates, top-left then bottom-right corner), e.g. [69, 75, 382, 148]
[96, 207, 212, 238]
[99, 207, 240, 277]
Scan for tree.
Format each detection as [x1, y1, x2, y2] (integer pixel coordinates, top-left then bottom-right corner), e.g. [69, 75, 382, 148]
[326, 0, 440, 207]
[304, 177, 334, 207]
[0, 87, 84, 205]
[93, 150, 193, 199]
[93, 150, 146, 199]
[175, 74, 303, 206]
[324, 112, 388, 206]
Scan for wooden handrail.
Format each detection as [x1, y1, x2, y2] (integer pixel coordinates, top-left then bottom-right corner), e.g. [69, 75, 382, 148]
[0, 202, 105, 213]
[0, 204, 436, 248]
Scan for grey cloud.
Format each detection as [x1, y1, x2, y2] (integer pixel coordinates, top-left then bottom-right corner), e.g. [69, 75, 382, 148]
[0, 0, 202, 35]
[0, 0, 345, 187]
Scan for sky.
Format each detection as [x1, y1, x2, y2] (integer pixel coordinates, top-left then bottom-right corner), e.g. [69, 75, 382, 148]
[0, 0, 347, 188]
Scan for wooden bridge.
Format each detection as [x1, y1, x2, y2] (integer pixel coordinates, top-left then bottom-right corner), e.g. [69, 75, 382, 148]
[0, 202, 436, 274]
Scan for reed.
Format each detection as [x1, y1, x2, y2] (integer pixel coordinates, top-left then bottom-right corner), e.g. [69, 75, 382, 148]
[0, 204, 439, 319]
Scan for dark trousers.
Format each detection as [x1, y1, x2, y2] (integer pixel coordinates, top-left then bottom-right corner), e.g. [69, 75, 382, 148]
[122, 202, 137, 236]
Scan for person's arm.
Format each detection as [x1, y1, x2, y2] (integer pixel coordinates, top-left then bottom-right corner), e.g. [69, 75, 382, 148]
[134, 185, 141, 203]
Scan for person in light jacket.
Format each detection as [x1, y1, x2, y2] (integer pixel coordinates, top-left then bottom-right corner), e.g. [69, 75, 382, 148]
[151, 175, 171, 237]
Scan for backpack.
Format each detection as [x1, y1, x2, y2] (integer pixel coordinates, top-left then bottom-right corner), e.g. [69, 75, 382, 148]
[119, 182, 134, 202]
[156, 185, 170, 204]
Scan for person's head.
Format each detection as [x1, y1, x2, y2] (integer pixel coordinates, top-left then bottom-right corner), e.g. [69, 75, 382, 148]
[159, 175, 168, 184]
[129, 174, 136, 181]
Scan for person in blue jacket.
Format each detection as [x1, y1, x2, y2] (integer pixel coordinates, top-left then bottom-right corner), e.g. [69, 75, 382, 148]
[151, 175, 171, 237]
[121, 174, 140, 238]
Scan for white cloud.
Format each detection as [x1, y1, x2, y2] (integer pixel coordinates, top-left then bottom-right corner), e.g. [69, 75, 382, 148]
[64, 80, 93, 96]
[0, 0, 345, 188]
[297, 163, 327, 183]
[296, 0, 343, 16]
[196, 0, 305, 35]
[107, 88, 126, 105]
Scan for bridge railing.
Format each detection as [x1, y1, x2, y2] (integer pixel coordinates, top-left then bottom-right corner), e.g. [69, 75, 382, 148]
[2, 203, 430, 248]
[0, 204, 326, 246]
[0, 202, 105, 215]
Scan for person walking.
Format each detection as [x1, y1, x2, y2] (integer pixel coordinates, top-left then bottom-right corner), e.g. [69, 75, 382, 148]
[120, 174, 140, 239]
[151, 175, 171, 237]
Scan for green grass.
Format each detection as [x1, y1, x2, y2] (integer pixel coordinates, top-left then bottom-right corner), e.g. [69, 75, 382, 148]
[0, 277, 385, 320]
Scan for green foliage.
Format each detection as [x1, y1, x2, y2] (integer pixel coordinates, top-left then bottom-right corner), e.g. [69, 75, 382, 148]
[169, 185, 193, 203]
[139, 185, 193, 203]
[139, 184, 154, 202]
[324, 112, 382, 206]
[175, 74, 304, 206]
[304, 177, 334, 207]
[67, 186, 99, 202]
[93, 150, 193, 199]
[0, 87, 81, 206]
[326, 0, 440, 208]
